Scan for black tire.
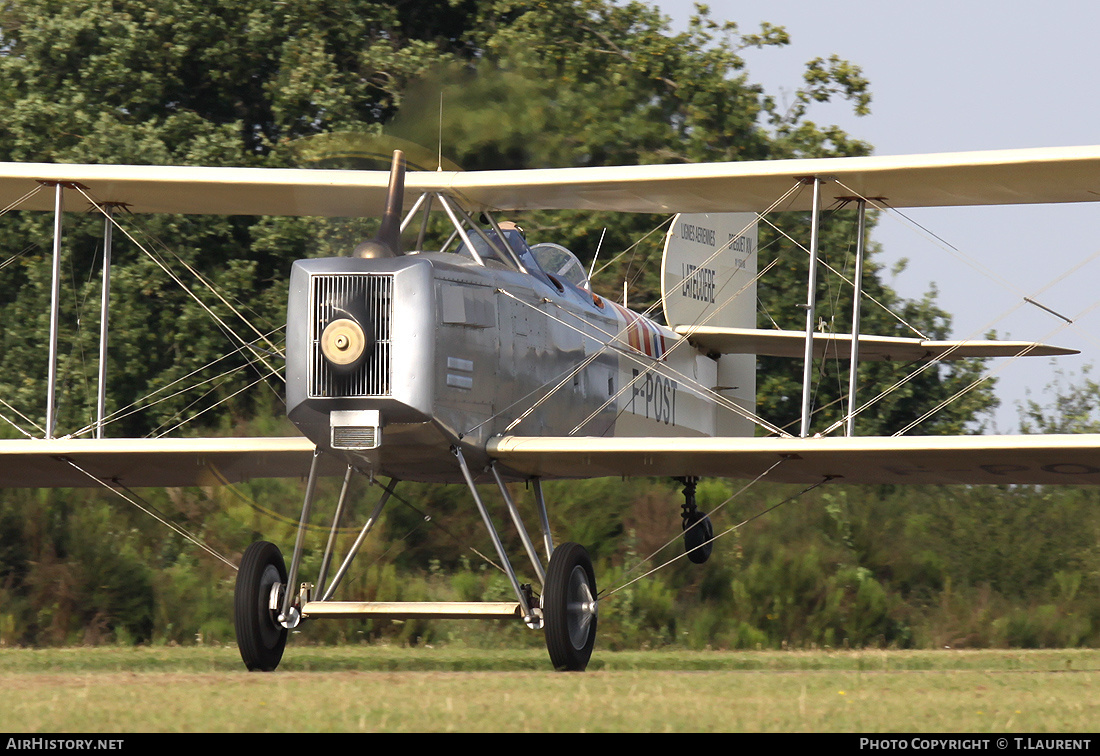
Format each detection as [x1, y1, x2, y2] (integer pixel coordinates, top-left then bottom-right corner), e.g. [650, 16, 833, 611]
[683, 511, 713, 564]
[234, 541, 288, 672]
[543, 542, 598, 671]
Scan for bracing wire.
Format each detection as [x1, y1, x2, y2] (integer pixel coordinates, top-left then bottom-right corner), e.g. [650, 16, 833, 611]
[61, 458, 237, 570]
[601, 472, 835, 601]
[68, 328, 285, 438]
[609, 457, 787, 588]
[74, 187, 286, 383]
[818, 178, 1100, 436]
[475, 182, 805, 439]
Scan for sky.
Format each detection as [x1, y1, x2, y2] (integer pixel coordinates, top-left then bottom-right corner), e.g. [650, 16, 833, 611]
[657, 1, 1100, 432]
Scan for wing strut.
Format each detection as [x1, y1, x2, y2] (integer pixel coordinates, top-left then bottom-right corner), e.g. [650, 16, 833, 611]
[846, 199, 868, 436]
[800, 177, 824, 438]
[95, 204, 119, 438]
[46, 182, 63, 438]
[35, 183, 126, 440]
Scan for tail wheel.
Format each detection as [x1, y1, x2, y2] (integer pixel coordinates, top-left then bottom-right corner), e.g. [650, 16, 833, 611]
[234, 541, 288, 672]
[543, 542, 598, 671]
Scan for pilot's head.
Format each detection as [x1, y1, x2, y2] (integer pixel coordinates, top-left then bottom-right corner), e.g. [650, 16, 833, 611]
[498, 220, 525, 238]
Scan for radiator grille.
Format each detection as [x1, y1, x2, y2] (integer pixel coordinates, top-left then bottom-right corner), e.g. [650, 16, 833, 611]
[331, 426, 379, 450]
[308, 273, 393, 398]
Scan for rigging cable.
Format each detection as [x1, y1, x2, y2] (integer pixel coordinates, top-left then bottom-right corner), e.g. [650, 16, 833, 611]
[67, 328, 284, 438]
[816, 179, 1100, 435]
[600, 471, 836, 602]
[472, 182, 805, 439]
[60, 457, 238, 570]
[610, 457, 787, 588]
[74, 188, 286, 384]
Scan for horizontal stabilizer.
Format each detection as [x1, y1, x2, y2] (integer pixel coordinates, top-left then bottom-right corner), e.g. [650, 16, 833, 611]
[674, 326, 1078, 361]
[488, 434, 1100, 486]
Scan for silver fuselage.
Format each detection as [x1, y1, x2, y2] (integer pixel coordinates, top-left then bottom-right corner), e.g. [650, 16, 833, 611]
[286, 250, 753, 483]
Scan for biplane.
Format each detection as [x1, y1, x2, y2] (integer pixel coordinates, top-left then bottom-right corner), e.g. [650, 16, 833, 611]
[0, 145, 1098, 671]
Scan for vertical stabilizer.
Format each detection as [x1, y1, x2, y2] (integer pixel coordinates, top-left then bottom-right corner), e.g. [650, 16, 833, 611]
[661, 213, 758, 436]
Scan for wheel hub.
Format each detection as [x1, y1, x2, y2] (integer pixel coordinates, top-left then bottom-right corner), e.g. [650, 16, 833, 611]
[566, 565, 598, 650]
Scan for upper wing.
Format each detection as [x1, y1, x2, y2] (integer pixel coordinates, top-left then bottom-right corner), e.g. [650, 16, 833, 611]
[0, 162, 401, 217]
[445, 145, 1100, 213]
[4, 145, 1100, 216]
[0, 437, 338, 488]
[675, 326, 1079, 361]
[487, 434, 1100, 486]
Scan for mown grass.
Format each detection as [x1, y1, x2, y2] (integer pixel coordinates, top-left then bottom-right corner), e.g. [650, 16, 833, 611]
[1, 645, 1097, 732]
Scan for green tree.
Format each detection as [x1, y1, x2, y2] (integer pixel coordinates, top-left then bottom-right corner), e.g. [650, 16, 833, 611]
[1019, 366, 1100, 434]
[0, 0, 992, 438]
[0, 0, 1017, 648]
[0, 0, 457, 435]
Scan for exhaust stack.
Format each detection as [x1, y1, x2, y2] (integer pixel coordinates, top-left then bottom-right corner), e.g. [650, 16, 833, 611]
[354, 150, 407, 259]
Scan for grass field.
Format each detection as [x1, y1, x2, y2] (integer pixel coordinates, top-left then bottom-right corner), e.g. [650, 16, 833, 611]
[1, 645, 1097, 732]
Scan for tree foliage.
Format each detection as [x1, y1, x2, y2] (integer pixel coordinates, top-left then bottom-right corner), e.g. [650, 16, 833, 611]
[0, 0, 993, 437]
[1019, 366, 1100, 434]
[0, 1, 1044, 649]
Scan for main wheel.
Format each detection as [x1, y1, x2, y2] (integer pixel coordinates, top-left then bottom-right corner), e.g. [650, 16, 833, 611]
[683, 510, 714, 564]
[234, 540, 288, 671]
[543, 542, 598, 671]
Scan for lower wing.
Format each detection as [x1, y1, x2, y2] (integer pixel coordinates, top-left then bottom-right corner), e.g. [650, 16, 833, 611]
[7, 434, 1100, 488]
[487, 434, 1100, 485]
[0, 437, 331, 488]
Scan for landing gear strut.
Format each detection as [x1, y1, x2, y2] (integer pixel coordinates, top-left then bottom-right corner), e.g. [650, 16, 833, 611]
[681, 478, 713, 564]
[231, 449, 603, 672]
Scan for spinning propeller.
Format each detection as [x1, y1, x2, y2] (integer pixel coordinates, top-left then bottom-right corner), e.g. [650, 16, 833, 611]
[313, 149, 408, 376]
